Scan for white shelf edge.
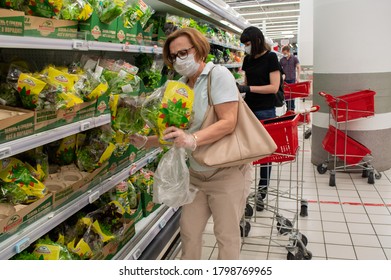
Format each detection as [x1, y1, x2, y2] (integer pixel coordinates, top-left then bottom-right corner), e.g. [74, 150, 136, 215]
[222, 63, 242, 69]
[112, 205, 177, 260]
[0, 148, 161, 260]
[208, 39, 243, 51]
[0, 35, 163, 54]
[0, 114, 111, 160]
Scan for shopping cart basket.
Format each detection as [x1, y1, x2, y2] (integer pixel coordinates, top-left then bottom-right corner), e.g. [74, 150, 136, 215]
[322, 125, 371, 165]
[284, 81, 311, 100]
[319, 90, 375, 122]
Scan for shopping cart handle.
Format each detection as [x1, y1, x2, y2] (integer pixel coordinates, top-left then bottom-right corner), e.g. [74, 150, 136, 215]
[296, 105, 320, 115]
[318, 91, 328, 97]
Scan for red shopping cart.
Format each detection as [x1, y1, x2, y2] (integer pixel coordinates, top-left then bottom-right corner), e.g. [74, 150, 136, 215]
[284, 81, 311, 100]
[241, 106, 319, 260]
[317, 90, 381, 186]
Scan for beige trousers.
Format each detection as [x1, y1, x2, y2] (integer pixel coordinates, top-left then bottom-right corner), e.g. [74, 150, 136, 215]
[180, 164, 252, 260]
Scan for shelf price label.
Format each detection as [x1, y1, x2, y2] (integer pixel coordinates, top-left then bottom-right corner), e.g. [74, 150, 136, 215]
[0, 147, 11, 160]
[72, 40, 88, 51]
[80, 121, 92, 131]
[15, 238, 30, 253]
[122, 43, 132, 52]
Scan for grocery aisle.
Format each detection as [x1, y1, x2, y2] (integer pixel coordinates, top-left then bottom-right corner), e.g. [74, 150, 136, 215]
[174, 102, 391, 260]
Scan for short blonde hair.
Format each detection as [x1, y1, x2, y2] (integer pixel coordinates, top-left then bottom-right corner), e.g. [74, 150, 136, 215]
[163, 28, 210, 69]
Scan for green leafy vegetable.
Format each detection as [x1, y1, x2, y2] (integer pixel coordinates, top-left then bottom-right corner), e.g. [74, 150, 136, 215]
[0, 83, 22, 107]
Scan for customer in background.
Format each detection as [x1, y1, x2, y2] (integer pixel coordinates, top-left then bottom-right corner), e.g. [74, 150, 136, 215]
[131, 28, 252, 260]
[236, 26, 280, 211]
[280, 45, 301, 111]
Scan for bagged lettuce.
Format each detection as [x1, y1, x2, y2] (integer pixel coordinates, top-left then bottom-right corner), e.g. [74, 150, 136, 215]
[94, 0, 125, 24]
[33, 237, 73, 260]
[122, 0, 154, 29]
[0, 158, 47, 203]
[17, 73, 47, 109]
[141, 80, 194, 145]
[60, 0, 93, 21]
[0, 0, 25, 10]
[27, 0, 63, 18]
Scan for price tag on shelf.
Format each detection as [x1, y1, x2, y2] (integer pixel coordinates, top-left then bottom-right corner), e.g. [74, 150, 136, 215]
[122, 43, 132, 52]
[88, 190, 100, 204]
[72, 40, 88, 51]
[138, 46, 146, 53]
[159, 219, 167, 229]
[132, 249, 141, 260]
[15, 238, 30, 253]
[80, 121, 92, 131]
[129, 163, 138, 175]
[0, 147, 11, 159]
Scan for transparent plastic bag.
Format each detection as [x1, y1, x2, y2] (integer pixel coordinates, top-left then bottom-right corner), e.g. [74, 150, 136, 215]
[153, 147, 198, 208]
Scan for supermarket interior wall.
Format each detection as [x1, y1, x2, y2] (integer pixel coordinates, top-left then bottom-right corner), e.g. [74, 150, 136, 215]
[298, 0, 313, 67]
[311, 0, 391, 171]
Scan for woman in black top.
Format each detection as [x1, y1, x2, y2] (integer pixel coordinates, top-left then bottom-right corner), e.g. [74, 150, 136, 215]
[237, 26, 280, 211]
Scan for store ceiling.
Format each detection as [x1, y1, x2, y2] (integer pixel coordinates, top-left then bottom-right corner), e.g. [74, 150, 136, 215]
[222, 0, 300, 42]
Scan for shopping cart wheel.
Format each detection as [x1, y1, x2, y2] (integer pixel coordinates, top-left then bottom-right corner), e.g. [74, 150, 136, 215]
[368, 171, 375, 184]
[287, 249, 312, 260]
[277, 218, 293, 235]
[300, 200, 308, 217]
[240, 221, 251, 237]
[304, 128, 312, 139]
[375, 172, 382, 180]
[245, 203, 254, 218]
[301, 234, 308, 246]
[317, 163, 328, 174]
[362, 164, 368, 178]
[329, 173, 336, 187]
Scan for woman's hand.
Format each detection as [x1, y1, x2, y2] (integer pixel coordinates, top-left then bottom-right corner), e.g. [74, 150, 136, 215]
[129, 134, 148, 149]
[163, 127, 197, 151]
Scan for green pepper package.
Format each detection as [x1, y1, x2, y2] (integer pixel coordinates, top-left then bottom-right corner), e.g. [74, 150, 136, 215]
[76, 125, 115, 172]
[0, 158, 47, 203]
[141, 80, 194, 145]
[27, 0, 63, 18]
[60, 0, 93, 21]
[110, 94, 145, 135]
[122, 0, 154, 29]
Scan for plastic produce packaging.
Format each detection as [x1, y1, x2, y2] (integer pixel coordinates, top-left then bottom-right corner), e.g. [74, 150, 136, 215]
[122, 0, 155, 29]
[0, 157, 47, 204]
[76, 125, 115, 172]
[26, 0, 63, 18]
[94, 0, 126, 24]
[153, 147, 197, 208]
[60, 0, 93, 21]
[141, 80, 194, 145]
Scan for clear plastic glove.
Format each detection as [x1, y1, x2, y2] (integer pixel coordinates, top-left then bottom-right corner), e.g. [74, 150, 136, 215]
[163, 127, 197, 151]
[129, 133, 148, 149]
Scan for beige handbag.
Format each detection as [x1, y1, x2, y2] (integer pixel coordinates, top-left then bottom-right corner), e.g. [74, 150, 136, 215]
[192, 68, 277, 168]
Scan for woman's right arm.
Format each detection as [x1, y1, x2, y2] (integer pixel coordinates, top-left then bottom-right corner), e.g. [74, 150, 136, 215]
[129, 134, 161, 150]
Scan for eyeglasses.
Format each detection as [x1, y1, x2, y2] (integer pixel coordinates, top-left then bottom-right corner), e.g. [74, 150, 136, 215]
[168, 46, 194, 63]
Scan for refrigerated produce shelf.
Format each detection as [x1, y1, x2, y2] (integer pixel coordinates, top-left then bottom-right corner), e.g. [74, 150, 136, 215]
[0, 114, 111, 160]
[0, 148, 161, 260]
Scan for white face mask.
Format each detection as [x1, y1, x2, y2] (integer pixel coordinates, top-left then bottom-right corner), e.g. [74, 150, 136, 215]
[173, 53, 200, 77]
[244, 45, 251, 55]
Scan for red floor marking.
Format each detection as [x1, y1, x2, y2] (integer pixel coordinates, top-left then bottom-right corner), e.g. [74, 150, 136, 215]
[307, 200, 391, 207]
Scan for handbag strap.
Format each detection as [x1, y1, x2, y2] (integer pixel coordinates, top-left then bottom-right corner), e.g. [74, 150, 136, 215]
[206, 66, 216, 106]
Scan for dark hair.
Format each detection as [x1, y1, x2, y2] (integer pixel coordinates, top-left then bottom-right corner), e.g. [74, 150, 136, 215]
[240, 26, 266, 57]
[282, 45, 290, 52]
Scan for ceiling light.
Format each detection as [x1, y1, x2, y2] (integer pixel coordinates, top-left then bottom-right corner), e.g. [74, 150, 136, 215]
[240, 9, 300, 17]
[284, 35, 295, 38]
[232, 1, 300, 9]
[248, 15, 300, 21]
[220, 20, 243, 33]
[176, 0, 211, 16]
[282, 31, 293, 34]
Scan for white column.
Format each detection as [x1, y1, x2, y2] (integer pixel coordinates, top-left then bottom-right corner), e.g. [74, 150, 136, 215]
[298, 0, 313, 66]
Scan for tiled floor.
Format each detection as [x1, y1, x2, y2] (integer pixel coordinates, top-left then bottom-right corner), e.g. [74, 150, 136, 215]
[175, 102, 391, 260]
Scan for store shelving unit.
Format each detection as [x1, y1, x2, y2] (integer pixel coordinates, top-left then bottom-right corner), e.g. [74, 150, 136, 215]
[0, 35, 162, 54]
[0, 148, 163, 260]
[0, 114, 110, 160]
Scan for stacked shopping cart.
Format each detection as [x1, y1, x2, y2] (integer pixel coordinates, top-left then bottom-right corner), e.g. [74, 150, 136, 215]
[317, 90, 381, 186]
[241, 103, 319, 260]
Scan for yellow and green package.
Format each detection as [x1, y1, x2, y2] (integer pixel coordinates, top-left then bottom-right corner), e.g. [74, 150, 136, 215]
[47, 67, 78, 94]
[130, 168, 154, 194]
[74, 68, 108, 101]
[17, 73, 47, 109]
[109, 181, 138, 216]
[33, 238, 73, 260]
[141, 80, 194, 145]
[57, 92, 84, 109]
[26, 0, 63, 18]
[0, 158, 47, 203]
[46, 135, 77, 166]
[76, 126, 115, 172]
[18, 147, 49, 182]
[112, 130, 131, 157]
